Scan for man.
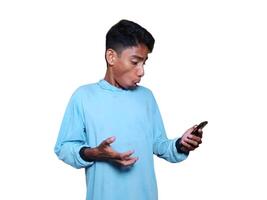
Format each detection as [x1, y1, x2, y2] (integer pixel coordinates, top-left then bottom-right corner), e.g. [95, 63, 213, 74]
[54, 19, 203, 200]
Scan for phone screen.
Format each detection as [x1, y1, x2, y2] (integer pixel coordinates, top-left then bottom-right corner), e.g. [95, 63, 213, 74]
[192, 121, 208, 136]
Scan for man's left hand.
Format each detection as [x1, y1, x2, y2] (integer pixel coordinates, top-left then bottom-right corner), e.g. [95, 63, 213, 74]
[179, 125, 203, 153]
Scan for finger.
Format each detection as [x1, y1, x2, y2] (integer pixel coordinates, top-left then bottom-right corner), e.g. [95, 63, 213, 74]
[189, 125, 197, 132]
[181, 139, 194, 149]
[186, 125, 197, 135]
[184, 137, 200, 147]
[124, 155, 138, 161]
[119, 150, 135, 160]
[183, 138, 200, 150]
[181, 145, 194, 152]
[118, 157, 139, 167]
[188, 134, 202, 143]
[102, 136, 116, 146]
[180, 146, 190, 153]
[183, 142, 197, 151]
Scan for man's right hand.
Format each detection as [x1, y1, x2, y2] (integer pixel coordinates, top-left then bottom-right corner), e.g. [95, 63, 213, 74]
[84, 136, 138, 167]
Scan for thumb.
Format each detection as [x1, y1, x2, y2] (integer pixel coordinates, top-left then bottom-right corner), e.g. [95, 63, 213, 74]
[187, 125, 197, 132]
[103, 136, 116, 146]
[184, 125, 197, 136]
[191, 125, 198, 132]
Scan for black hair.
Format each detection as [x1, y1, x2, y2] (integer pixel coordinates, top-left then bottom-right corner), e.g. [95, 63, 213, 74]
[106, 19, 155, 54]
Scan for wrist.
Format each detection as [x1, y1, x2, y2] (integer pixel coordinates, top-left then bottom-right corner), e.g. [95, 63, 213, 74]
[80, 147, 98, 162]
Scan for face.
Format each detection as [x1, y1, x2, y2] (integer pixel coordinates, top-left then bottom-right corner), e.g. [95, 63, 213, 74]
[106, 44, 150, 89]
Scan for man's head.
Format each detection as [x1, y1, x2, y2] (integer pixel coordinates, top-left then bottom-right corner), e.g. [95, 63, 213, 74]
[105, 19, 155, 89]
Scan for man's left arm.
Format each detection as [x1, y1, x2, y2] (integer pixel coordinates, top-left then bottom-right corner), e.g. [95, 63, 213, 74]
[150, 92, 190, 163]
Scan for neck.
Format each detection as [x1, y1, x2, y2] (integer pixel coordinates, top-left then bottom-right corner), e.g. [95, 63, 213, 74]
[104, 69, 120, 88]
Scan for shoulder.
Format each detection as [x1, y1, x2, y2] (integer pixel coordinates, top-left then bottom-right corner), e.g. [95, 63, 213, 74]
[136, 85, 154, 96]
[134, 85, 159, 108]
[136, 85, 157, 101]
[75, 83, 96, 93]
[70, 82, 99, 101]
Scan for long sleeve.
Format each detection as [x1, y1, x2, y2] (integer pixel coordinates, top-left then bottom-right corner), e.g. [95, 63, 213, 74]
[151, 93, 188, 163]
[54, 89, 94, 169]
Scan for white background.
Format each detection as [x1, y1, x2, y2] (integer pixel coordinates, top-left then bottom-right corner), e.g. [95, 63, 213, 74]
[0, 0, 266, 199]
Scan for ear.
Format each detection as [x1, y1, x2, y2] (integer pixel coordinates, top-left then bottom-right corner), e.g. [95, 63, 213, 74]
[105, 49, 117, 66]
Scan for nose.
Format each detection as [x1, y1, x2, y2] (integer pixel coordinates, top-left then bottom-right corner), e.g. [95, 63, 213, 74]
[137, 65, 144, 77]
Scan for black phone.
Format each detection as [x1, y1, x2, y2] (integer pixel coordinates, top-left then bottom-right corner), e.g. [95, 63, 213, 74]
[191, 121, 208, 136]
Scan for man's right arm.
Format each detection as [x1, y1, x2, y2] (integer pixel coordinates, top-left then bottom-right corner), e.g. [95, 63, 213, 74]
[54, 88, 95, 169]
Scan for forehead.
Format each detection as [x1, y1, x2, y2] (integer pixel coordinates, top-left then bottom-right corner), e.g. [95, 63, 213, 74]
[120, 44, 149, 59]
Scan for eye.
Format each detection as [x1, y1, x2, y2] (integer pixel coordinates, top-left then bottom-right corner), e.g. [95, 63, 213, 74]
[131, 61, 138, 65]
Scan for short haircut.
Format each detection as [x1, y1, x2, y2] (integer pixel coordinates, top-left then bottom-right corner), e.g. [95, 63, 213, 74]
[106, 19, 155, 54]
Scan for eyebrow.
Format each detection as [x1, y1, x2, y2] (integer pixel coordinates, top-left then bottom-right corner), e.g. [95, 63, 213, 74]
[131, 55, 148, 61]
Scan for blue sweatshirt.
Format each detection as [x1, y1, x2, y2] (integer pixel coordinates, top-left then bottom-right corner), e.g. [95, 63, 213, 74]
[54, 79, 188, 200]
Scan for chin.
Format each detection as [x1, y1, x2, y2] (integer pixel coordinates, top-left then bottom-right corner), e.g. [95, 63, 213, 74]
[122, 81, 138, 90]
[128, 84, 138, 90]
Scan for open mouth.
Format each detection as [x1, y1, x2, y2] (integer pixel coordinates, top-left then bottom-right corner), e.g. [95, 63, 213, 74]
[130, 80, 141, 89]
[135, 80, 141, 85]
[134, 82, 139, 87]
[128, 81, 139, 89]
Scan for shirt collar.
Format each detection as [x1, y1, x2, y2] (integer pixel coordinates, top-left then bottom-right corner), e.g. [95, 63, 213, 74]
[97, 79, 127, 92]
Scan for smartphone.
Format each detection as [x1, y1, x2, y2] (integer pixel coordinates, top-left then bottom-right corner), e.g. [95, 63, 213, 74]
[191, 121, 208, 136]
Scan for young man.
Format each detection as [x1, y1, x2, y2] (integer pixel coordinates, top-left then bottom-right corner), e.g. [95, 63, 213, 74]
[54, 19, 203, 200]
